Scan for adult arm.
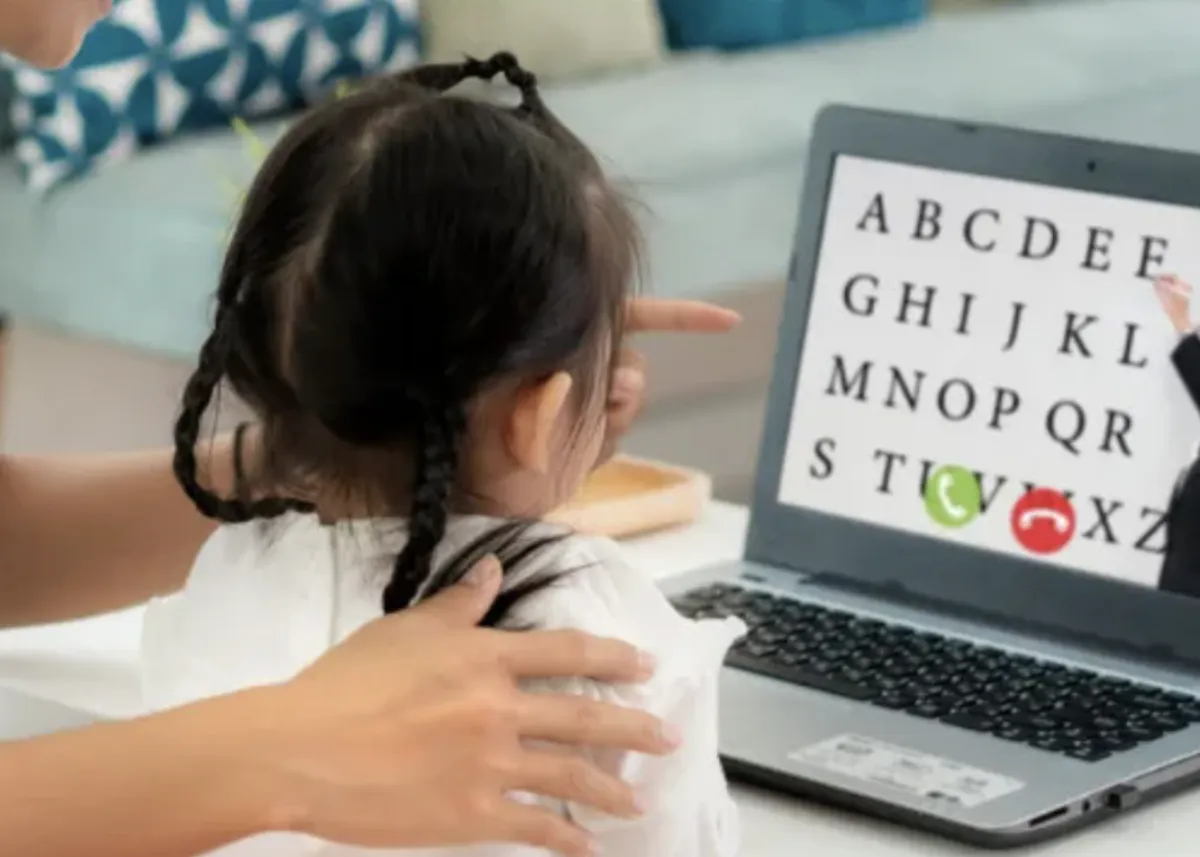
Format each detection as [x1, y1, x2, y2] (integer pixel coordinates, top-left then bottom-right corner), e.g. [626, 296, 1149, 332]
[1158, 457, 1200, 597]
[0, 438, 232, 627]
[1155, 276, 1200, 413]
[0, 566, 673, 857]
[0, 682, 283, 857]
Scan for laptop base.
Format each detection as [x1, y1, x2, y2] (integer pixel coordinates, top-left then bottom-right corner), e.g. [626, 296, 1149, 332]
[664, 560, 1200, 848]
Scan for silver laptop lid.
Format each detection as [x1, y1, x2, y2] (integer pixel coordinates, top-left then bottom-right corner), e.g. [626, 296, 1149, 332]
[746, 104, 1200, 663]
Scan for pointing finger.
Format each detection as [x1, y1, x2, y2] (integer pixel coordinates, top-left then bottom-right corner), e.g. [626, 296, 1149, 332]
[626, 298, 741, 333]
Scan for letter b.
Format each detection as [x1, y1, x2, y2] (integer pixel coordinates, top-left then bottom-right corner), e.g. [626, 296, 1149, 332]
[913, 199, 942, 241]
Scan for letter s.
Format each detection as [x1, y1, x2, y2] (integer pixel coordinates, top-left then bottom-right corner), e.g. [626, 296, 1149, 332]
[810, 437, 836, 479]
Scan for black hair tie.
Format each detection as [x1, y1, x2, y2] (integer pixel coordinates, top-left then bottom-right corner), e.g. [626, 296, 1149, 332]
[232, 421, 252, 504]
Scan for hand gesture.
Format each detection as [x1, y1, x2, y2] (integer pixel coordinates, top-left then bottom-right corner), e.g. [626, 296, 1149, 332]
[601, 299, 741, 465]
[263, 558, 672, 856]
[1154, 275, 1194, 335]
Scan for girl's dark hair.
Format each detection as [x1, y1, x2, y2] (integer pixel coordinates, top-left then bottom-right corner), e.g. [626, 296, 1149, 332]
[173, 52, 640, 622]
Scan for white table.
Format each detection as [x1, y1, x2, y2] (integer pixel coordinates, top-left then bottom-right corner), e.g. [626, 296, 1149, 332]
[0, 501, 1193, 854]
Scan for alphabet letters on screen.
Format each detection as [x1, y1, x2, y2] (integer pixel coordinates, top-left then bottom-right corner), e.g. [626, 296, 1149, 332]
[778, 156, 1200, 587]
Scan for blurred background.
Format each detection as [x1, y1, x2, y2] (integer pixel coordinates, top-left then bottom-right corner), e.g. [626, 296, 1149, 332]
[0, 0, 1191, 503]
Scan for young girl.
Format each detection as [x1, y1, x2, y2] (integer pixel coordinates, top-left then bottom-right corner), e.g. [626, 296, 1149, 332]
[140, 52, 745, 856]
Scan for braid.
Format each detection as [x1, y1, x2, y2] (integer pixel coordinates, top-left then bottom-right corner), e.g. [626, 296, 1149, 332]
[397, 50, 546, 117]
[479, 51, 546, 117]
[173, 313, 313, 524]
[393, 62, 473, 93]
[381, 403, 466, 613]
[232, 421, 251, 504]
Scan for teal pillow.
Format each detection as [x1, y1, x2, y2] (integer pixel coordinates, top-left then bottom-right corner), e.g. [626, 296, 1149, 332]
[657, 0, 927, 51]
[4, 0, 421, 192]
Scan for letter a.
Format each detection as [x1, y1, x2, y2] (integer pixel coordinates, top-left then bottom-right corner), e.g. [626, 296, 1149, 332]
[856, 192, 889, 234]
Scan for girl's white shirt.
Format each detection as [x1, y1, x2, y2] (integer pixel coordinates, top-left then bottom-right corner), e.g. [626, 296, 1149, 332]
[141, 513, 746, 857]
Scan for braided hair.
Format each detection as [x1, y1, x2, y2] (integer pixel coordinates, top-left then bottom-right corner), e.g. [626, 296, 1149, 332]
[173, 52, 640, 623]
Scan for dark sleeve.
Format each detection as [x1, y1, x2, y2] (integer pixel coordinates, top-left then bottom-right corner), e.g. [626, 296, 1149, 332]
[1156, 453, 1200, 595]
[1171, 334, 1200, 415]
[1160, 454, 1200, 597]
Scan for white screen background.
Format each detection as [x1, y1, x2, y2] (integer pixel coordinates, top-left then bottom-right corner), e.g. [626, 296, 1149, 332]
[778, 155, 1200, 587]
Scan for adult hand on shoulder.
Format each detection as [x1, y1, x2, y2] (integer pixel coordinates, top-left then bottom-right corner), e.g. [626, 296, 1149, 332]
[259, 557, 672, 857]
[601, 298, 742, 465]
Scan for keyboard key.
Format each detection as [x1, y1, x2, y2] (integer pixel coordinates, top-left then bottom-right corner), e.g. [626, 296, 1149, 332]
[725, 650, 877, 701]
[876, 692, 916, 709]
[940, 712, 995, 733]
[673, 583, 1200, 764]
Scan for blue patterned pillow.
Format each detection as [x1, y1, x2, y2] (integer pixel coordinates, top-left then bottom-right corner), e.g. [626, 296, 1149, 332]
[4, 0, 420, 192]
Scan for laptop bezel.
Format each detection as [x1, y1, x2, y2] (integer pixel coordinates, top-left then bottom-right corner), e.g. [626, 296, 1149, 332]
[746, 103, 1200, 665]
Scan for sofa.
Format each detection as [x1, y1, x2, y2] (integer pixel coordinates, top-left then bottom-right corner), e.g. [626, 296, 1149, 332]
[3, 0, 1200, 501]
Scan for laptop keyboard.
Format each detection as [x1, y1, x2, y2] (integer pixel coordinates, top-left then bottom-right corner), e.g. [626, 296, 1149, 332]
[673, 583, 1200, 763]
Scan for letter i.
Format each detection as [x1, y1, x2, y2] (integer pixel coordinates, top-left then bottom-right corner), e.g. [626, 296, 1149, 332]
[955, 293, 975, 336]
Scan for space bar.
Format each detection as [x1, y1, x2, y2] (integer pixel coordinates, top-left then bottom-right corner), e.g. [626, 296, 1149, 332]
[725, 651, 877, 701]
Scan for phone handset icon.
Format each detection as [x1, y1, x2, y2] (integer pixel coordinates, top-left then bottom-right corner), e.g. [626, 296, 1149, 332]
[1018, 508, 1071, 533]
[937, 473, 968, 521]
[1010, 487, 1075, 554]
[923, 465, 982, 529]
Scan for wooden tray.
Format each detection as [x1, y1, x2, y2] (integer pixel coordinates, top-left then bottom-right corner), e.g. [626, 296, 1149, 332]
[546, 455, 712, 539]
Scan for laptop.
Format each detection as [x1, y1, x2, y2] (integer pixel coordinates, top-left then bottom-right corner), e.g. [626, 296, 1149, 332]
[664, 104, 1200, 847]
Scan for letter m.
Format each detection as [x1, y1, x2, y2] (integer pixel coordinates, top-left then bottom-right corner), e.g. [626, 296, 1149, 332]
[826, 356, 871, 401]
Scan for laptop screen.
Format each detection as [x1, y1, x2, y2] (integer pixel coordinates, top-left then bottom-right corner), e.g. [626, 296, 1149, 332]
[777, 153, 1200, 591]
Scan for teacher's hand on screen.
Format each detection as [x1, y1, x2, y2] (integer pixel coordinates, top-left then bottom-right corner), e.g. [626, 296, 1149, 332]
[1154, 274, 1194, 336]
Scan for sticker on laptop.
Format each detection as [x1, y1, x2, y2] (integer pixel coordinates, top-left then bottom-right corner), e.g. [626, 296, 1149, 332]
[790, 734, 1024, 808]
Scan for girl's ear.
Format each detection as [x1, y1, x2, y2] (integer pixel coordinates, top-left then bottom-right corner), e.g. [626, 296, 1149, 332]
[505, 371, 573, 473]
